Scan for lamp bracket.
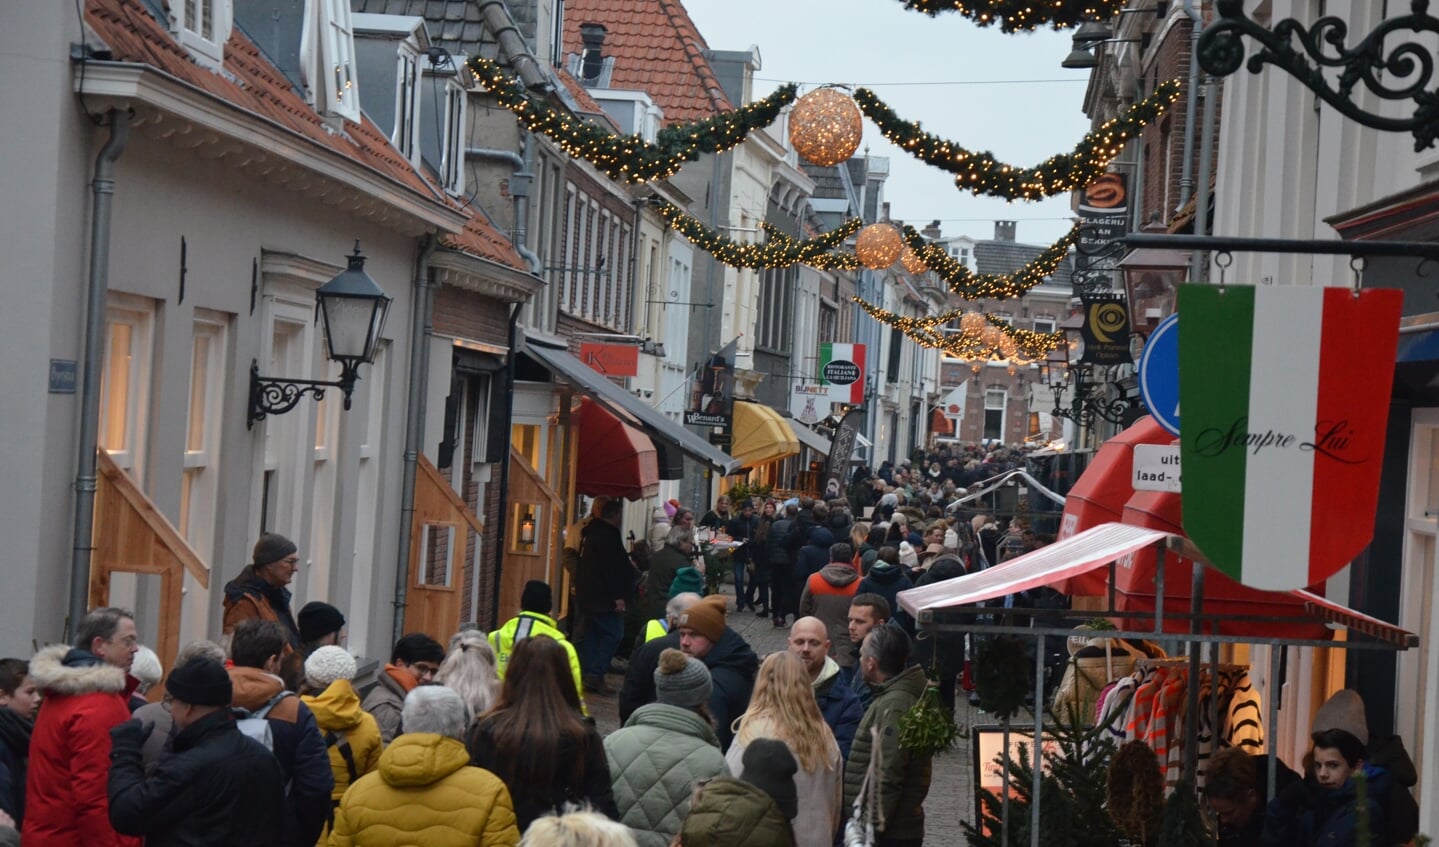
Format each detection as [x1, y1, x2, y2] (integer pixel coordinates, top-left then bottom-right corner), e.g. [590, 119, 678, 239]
[248, 359, 356, 429]
[1198, 0, 1439, 151]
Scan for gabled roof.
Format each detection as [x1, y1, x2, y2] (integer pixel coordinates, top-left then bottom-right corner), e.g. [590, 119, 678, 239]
[562, 0, 733, 122]
[87, 0, 445, 205]
[973, 240, 1075, 288]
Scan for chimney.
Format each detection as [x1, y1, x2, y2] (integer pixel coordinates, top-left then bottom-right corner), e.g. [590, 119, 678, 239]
[994, 220, 1016, 242]
[881, 201, 891, 222]
[922, 219, 943, 240]
[580, 23, 607, 82]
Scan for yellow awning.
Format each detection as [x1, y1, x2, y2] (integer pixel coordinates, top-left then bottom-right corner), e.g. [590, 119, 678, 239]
[731, 401, 800, 468]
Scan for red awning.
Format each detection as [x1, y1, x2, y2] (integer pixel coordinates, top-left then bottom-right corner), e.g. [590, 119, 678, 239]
[575, 398, 660, 501]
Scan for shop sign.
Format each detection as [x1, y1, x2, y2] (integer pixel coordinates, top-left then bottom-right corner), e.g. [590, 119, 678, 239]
[1078, 292, 1133, 365]
[821, 407, 864, 499]
[1132, 444, 1181, 492]
[685, 340, 736, 428]
[791, 383, 830, 424]
[578, 342, 639, 377]
[1178, 284, 1402, 590]
[819, 343, 866, 403]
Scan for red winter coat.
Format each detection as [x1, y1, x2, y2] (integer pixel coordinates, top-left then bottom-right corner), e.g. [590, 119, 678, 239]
[21, 644, 140, 847]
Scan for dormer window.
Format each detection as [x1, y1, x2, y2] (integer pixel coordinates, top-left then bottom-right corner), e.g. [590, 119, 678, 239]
[172, 0, 232, 69]
[319, 0, 359, 120]
[418, 58, 467, 194]
[394, 48, 420, 159]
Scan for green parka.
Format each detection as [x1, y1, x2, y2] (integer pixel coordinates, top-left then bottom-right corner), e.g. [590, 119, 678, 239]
[841, 665, 932, 843]
[604, 704, 729, 847]
[678, 777, 795, 847]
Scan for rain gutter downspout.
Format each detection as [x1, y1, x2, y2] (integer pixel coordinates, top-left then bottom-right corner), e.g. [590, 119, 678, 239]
[70, 108, 129, 634]
[393, 233, 438, 644]
[1175, 0, 1203, 212]
[490, 307, 524, 625]
[515, 134, 543, 273]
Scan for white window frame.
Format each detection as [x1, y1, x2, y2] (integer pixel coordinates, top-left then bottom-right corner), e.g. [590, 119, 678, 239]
[1397, 408, 1439, 820]
[1033, 316, 1057, 335]
[440, 76, 466, 193]
[317, 0, 360, 121]
[393, 47, 421, 160]
[471, 372, 494, 467]
[172, 0, 232, 69]
[99, 295, 156, 481]
[180, 312, 229, 562]
[983, 388, 1007, 441]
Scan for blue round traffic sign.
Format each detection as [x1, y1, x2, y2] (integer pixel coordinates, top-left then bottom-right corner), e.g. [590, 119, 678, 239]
[1138, 313, 1180, 436]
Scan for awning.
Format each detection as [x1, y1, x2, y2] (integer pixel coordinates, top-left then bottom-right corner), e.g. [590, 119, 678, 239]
[791, 421, 831, 456]
[732, 401, 800, 468]
[575, 398, 659, 501]
[896, 522, 1417, 648]
[522, 334, 742, 477]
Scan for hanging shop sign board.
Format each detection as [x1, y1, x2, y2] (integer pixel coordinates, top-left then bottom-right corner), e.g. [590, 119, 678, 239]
[819, 342, 866, 404]
[578, 342, 639, 378]
[1178, 284, 1402, 590]
[791, 383, 831, 424]
[1132, 443, 1181, 493]
[822, 407, 865, 500]
[1137, 313, 1180, 437]
[686, 340, 737, 428]
[1079, 291, 1133, 365]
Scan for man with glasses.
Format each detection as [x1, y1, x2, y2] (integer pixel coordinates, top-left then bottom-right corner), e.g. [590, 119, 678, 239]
[361, 633, 444, 744]
[222, 533, 303, 647]
[22, 607, 141, 846]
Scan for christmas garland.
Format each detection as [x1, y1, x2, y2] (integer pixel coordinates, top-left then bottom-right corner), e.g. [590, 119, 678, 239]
[656, 201, 862, 269]
[762, 225, 862, 271]
[853, 80, 1183, 200]
[902, 222, 1080, 300]
[469, 57, 798, 184]
[896, 0, 1130, 33]
[854, 298, 1063, 361]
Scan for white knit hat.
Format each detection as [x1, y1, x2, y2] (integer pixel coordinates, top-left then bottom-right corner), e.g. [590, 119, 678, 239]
[305, 646, 357, 689]
[898, 540, 919, 568]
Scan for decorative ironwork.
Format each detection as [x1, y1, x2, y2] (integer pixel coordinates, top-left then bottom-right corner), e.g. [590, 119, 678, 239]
[247, 359, 357, 429]
[1073, 222, 1124, 294]
[1198, 0, 1439, 151]
[1049, 364, 1134, 427]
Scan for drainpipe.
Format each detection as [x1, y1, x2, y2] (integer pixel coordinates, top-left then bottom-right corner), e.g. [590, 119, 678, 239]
[514, 133, 543, 273]
[1191, 71, 1220, 284]
[1175, 0, 1203, 213]
[393, 233, 438, 644]
[490, 305, 524, 625]
[70, 108, 129, 634]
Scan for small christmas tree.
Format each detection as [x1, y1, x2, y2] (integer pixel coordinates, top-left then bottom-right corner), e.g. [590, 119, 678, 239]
[962, 703, 1124, 847]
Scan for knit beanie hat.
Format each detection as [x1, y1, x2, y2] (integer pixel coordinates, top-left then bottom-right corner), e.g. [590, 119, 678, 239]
[165, 657, 233, 707]
[252, 533, 297, 567]
[740, 738, 800, 821]
[665, 499, 681, 519]
[898, 541, 919, 568]
[668, 567, 705, 599]
[944, 527, 959, 551]
[1313, 689, 1369, 746]
[675, 594, 727, 642]
[297, 601, 346, 643]
[654, 648, 712, 708]
[305, 646, 357, 690]
[520, 580, 553, 614]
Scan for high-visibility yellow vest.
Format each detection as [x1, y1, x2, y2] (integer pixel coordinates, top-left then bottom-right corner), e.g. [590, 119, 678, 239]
[643, 618, 671, 643]
[489, 612, 587, 714]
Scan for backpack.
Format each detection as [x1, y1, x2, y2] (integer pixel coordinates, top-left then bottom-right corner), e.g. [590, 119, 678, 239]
[236, 690, 291, 750]
[324, 730, 359, 784]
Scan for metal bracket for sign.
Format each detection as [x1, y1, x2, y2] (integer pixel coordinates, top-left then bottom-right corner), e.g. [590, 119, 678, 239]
[1197, 0, 1439, 152]
[1121, 233, 1439, 261]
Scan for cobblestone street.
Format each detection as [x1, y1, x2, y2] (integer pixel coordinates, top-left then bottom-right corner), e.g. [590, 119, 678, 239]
[588, 586, 981, 845]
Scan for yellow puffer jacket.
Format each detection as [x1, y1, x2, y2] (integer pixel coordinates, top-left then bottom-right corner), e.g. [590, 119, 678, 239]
[328, 733, 519, 847]
[302, 679, 384, 804]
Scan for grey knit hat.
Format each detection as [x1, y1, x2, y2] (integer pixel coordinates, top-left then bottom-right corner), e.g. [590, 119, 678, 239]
[654, 648, 712, 708]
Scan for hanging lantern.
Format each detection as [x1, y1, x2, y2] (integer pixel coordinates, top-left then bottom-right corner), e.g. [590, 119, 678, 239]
[960, 311, 986, 335]
[900, 247, 928, 275]
[855, 223, 904, 270]
[789, 87, 864, 167]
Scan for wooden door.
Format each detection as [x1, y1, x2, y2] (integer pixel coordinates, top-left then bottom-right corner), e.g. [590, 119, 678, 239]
[403, 456, 484, 641]
[497, 446, 565, 620]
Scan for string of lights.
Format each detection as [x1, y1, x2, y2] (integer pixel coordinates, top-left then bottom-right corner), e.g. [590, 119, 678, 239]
[895, 0, 1129, 33]
[656, 201, 862, 269]
[852, 80, 1183, 200]
[853, 296, 1063, 363]
[902, 222, 1080, 300]
[468, 57, 798, 184]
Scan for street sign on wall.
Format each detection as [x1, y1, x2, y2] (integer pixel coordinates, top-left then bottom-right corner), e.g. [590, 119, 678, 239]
[1178, 284, 1402, 591]
[1132, 443, 1181, 492]
[1137, 313, 1180, 436]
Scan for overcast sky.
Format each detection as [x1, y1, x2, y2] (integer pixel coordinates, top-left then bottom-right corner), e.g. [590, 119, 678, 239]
[684, 0, 1095, 248]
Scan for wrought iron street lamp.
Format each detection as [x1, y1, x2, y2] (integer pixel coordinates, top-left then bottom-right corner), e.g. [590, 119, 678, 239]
[1047, 316, 1132, 427]
[1118, 230, 1187, 336]
[248, 242, 392, 429]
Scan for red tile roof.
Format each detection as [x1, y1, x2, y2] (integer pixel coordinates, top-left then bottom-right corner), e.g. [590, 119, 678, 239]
[443, 213, 529, 271]
[85, 0, 444, 204]
[562, 0, 733, 122]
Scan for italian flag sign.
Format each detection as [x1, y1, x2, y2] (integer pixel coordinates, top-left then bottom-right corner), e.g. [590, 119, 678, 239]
[1178, 284, 1402, 591]
[819, 343, 866, 404]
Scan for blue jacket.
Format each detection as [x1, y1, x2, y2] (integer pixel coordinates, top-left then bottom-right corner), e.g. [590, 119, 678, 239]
[813, 659, 863, 762]
[1262, 767, 1388, 847]
[794, 527, 836, 584]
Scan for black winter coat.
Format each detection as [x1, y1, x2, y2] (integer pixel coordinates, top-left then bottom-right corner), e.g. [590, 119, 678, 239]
[467, 718, 617, 831]
[617, 628, 758, 751]
[0, 709, 30, 827]
[577, 519, 635, 614]
[794, 527, 836, 583]
[108, 709, 285, 847]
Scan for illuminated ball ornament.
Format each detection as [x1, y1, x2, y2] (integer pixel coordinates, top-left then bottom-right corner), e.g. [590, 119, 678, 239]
[855, 223, 904, 270]
[789, 87, 863, 167]
[900, 247, 928, 275]
[960, 311, 986, 334]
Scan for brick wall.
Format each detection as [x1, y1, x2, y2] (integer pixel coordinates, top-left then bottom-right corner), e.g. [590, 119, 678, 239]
[1137, 16, 1224, 229]
[432, 285, 511, 348]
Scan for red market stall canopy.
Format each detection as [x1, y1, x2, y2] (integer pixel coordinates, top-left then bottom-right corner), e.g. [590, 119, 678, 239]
[575, 398, 660, 501]
[896, 522, 1415, 648]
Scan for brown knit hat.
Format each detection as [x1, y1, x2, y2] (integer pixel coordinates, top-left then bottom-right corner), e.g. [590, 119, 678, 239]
[1313, 689, 1369, 746]
[675, 594, 727, 643]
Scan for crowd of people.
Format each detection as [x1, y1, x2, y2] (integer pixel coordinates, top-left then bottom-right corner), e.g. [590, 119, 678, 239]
[0, 462, 1421, 847]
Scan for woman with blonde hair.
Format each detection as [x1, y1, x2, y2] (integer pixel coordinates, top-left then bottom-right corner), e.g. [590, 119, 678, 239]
[520, 809, 637, 847]
[726, 652, 841, 847]
[437, 629, 501, 723]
